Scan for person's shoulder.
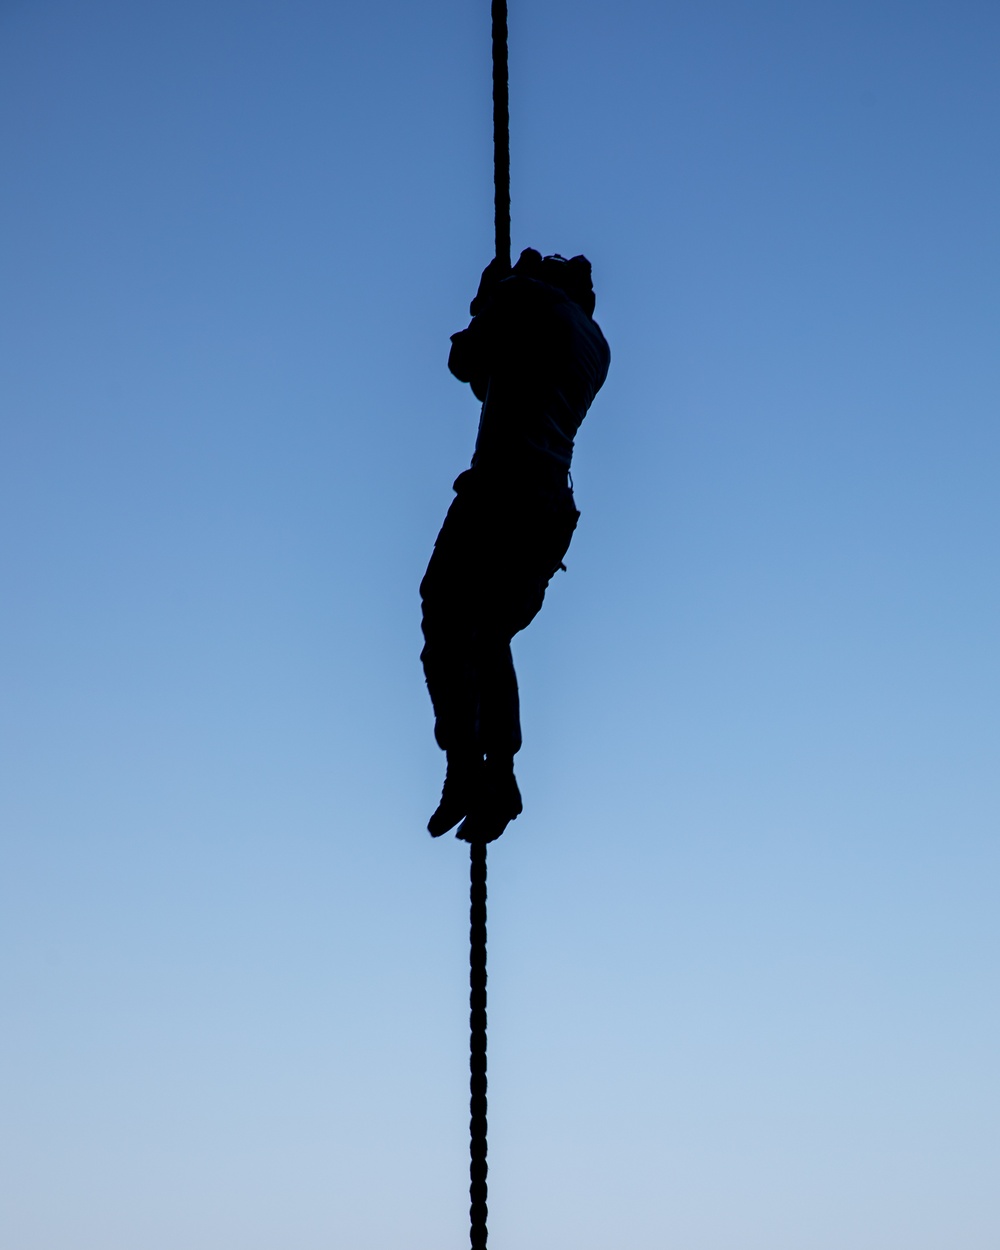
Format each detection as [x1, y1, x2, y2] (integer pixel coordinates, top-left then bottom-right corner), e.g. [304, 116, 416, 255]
[556, 293, 609, 342]
[588, 313, 610, 353]
[566, 305, 611, 380]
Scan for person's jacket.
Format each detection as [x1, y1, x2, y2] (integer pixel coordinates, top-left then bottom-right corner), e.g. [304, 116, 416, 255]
[448, 273, 610, 490]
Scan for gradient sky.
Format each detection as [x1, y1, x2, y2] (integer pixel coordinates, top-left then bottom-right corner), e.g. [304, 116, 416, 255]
[2, 2, 999, 1247]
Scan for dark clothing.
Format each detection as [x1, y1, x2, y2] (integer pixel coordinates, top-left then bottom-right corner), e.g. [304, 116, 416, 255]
[422, 270, 610, 762]
[420, 471, 579, 757]
[449, 274, 610, 490]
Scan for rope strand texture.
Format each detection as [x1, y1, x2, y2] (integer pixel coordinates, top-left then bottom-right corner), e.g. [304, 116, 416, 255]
[469, 841, 489, 1249]
[492, 0, 510, 269]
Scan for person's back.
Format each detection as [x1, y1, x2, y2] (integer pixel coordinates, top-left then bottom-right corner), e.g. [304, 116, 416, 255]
[449, 251, 610, 492]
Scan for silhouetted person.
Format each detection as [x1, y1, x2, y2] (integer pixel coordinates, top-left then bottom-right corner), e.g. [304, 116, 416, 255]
[421, 248, 610, 842]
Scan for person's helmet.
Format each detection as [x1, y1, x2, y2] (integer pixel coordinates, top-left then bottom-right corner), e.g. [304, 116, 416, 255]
[513, 247, 596, 316]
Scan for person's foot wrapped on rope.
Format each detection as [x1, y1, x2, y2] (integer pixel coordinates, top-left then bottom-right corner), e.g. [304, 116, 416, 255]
[456, 755, 522, 844]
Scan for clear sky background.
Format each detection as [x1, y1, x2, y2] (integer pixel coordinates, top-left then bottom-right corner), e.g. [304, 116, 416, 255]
[2, 1, 999, 1247]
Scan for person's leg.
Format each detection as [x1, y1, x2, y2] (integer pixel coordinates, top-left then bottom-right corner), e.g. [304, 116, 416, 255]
[420, 492, 487, 835]
[421, 627, 483, 836]
[454, 629, 522, 843]
[457, 492, 579, 842]
[422, 485, 496, 748]
[475, 630, 521, 758]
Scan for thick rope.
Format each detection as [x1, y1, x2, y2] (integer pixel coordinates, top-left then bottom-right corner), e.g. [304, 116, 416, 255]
[469, 840, 489, 1249]
[492, 0, 511, 269]
[468, 8, 508, 1249]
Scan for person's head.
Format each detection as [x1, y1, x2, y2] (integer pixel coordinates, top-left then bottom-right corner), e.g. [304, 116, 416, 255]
[513, 247, 596, 316]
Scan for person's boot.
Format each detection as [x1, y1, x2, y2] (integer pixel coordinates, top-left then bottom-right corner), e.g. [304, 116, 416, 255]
[428, 752, 483, 837]
[456, 755, 522, 843]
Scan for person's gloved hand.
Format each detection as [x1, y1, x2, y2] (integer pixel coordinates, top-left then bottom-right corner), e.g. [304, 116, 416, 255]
[469, 255, 514, 315]
[512, 247, 543, 277]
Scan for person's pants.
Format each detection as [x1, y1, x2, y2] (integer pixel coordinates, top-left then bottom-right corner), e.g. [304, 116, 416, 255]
[420, 473, 579, 760]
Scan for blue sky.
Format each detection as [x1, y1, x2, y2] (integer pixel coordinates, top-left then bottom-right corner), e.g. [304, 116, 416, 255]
[2, 2, 999, 1247]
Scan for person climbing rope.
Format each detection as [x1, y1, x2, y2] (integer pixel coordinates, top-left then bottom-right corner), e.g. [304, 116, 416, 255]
[421, 246, 611, 843]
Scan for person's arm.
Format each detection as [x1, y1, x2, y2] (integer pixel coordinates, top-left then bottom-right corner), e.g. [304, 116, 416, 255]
[448, 322, 489, 401]
[448, 257, 509, 400]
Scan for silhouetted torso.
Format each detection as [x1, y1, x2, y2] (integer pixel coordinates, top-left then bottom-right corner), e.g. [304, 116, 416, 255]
[449, 273, 610, 491]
